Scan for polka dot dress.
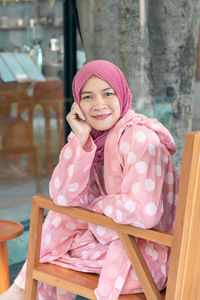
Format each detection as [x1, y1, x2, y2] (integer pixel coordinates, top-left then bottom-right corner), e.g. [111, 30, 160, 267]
[15, 110, 179, 300]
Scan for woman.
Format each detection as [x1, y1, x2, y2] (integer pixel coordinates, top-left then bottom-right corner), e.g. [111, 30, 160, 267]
[1, 60, 179, 300]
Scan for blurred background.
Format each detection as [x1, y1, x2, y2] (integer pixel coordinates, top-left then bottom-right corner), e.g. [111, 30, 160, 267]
[0, 0, 200, 292]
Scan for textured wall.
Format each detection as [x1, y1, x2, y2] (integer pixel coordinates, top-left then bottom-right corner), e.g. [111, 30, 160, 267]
[76, 0, 200, 169]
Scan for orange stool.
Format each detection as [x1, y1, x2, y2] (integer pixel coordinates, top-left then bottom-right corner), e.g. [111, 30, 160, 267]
[0, 219, 24, 293]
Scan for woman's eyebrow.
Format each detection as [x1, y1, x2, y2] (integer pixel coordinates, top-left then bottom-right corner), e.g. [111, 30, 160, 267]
[80, 91, 93, 94]
[103, 87, 114, 91]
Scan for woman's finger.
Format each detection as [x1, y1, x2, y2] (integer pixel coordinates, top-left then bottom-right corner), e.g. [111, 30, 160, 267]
[69, 103, 85, 120]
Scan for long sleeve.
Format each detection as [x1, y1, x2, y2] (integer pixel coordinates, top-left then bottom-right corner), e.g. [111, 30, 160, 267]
[49, 132, 99, 207]
[89, 124, 175, 230]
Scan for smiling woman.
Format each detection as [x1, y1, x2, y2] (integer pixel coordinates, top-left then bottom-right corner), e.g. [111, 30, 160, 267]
[1, 60, 179, 300]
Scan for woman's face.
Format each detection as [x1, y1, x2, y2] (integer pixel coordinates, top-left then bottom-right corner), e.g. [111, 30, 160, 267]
[80, 76, 121, 131]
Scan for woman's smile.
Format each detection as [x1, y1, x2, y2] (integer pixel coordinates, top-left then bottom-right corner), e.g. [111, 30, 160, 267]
[92, 113, 112, 120]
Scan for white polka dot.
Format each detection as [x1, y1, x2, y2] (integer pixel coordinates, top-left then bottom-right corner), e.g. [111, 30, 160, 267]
[167, 192, 174, 204]
[114, 276, 125, 289]
[49, 188, 53, 199]
[134, 131, 146, 143]
[81, 251, 88, 259]
[132, 221, 145, 228]
[116, 209, 123, 221]
[57, 195, 67, 205]
[58, 288, 67, 295]
[124, 200, 136, 212]
[145, 245, 158, 261]
[96, 225, 106, 236]
[98, 239, 106, 244]
[135, 161, 147, 174]
[118, 127, 125, 138]
[151, 132, 160, 143]
[38, 294, 45, 300]
[98, 200, 103, 209]
[132, 182, 140, 195]
[54, 176, 61, 189]
[66, 222, 76, 230]
[89, 242, 97, 248]
[145, 179, 155, 191]
[88, 194, 95, 202]
[67, 164, 74, 177]
[84, 164, 90, 173]
[68, 182, 79, 192]
[64, 147, 72, 160]
[77, 218, 86, 224]
[130, 269, 138, 280]
[104, 205, 113, 216]
[76, 147, 80, 159]
[165, 172, 174, 184]
[52, 217, 62, 228]
[148, 144, 156, 156]
[127, 152, 136, 164]
[45, 234, 52, 245]
[155, 165, 162, 176]
[80, 198, 84, 204]
[112, 234, 119, 240]
[60, 236, 68, 243]
[161, 264, 166, 275]
[151, 123, 161, 131]
[93, 251, 101, 259]
[145, 202, 157, 216]
[174, 194, 178, 206]
[120, 141, 130, 154]
[162, 154, 168, 163]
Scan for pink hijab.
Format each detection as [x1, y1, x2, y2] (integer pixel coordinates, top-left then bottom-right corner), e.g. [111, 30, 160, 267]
[72, 60, 132, 164]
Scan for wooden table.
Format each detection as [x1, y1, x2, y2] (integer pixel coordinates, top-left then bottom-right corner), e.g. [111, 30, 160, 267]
[0, 219, 24, 293]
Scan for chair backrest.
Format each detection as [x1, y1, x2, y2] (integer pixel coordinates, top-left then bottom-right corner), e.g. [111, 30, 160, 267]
[165, 130, 200, 299]
[24, 130, 200, 300]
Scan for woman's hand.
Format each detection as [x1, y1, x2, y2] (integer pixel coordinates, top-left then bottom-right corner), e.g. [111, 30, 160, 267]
[66, 102, 92, 147]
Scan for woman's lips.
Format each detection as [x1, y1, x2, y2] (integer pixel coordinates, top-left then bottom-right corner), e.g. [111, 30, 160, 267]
[93, 114, 111, 120]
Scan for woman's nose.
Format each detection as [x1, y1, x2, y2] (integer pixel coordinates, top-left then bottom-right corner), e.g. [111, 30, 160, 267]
[93, 95, 106, 108]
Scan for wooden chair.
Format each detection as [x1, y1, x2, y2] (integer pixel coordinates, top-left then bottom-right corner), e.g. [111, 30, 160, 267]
[24, 130, 200, 300]
[0, 91, 43, 192]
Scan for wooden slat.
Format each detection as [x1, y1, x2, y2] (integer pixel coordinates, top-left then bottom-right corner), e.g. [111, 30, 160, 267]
[165, 131, 200, 299]
[24, 200, 44, 300]
[118, 233, 162, 300]
[32, 263, 165, 300]
[33, 195, 173, 247]
[33, 264, 98, 299]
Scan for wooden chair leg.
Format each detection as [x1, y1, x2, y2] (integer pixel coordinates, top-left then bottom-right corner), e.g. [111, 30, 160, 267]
[24, 198, 44, 300]
[118, 232, 162, 300]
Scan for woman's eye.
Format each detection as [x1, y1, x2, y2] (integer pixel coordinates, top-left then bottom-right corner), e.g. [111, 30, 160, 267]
[105, 92, 113, 96]
[82, 95, 92, 100]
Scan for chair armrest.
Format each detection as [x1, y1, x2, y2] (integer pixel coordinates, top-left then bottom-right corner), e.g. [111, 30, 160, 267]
[33, 195, 172, 247]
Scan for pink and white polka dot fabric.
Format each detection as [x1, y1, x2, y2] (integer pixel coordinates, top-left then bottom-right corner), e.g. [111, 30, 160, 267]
[15, 110, 179, 299]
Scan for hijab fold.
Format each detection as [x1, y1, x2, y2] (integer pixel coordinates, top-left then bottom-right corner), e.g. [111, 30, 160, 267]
[72, 60, 132, 164]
